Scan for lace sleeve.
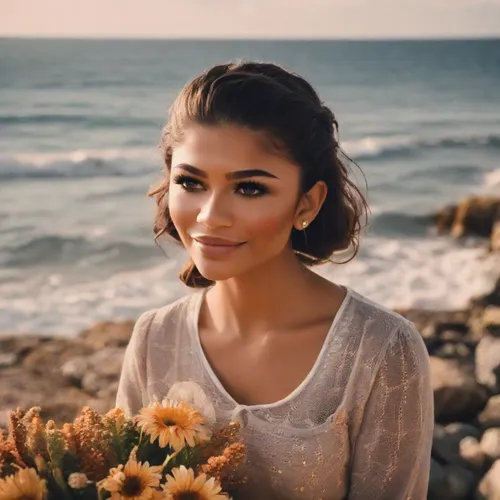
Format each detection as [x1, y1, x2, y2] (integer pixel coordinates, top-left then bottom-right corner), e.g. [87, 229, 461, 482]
[115, 309, 157, 416]
[348, 320, 434, 500]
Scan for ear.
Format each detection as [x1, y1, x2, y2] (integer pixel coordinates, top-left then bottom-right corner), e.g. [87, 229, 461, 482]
[293, 180, 328, 230]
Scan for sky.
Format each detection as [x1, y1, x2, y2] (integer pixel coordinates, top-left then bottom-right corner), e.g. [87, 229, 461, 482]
[1, 0, 500, 39]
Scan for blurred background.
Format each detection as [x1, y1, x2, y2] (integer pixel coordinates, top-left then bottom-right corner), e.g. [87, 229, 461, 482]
[0, 0, 499, 336]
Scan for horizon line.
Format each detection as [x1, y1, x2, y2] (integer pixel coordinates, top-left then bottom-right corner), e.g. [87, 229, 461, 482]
[1, 34, 500, 42]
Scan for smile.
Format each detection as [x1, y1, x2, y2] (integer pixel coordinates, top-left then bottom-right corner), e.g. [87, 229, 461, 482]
[192, 236, 246, 257]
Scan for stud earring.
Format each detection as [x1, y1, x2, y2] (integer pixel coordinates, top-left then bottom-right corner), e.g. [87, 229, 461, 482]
[301, 220, 308, 229]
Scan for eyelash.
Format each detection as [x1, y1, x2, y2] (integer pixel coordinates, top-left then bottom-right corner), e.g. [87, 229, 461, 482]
[172, 174, 270, 198]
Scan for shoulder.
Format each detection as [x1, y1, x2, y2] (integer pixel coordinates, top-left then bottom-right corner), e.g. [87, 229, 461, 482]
[129, 290, 203, 348]
[344, 289, 431, 411]
[347, 287, 428, 366]
[153, 289, 203, 331]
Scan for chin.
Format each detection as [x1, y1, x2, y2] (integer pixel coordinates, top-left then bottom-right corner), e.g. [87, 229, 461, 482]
[194, 260, 248, 283]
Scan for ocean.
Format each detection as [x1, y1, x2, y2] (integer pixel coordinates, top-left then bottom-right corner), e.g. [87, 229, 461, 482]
[0, 38, 499, 336]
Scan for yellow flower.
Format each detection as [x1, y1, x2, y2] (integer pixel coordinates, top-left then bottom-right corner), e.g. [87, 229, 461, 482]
[0, 467, 47, 500]
[100, 456, 163, 500]
[162, 466, 228, 500]
[136, 400, 210, 451]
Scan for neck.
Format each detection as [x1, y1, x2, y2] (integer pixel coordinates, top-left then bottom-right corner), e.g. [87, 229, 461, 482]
[204, 250, 334, 336]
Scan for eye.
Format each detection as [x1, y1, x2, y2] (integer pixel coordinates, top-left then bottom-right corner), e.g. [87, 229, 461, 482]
[236, 181, 269, 198]
[173, 174, 204, 192]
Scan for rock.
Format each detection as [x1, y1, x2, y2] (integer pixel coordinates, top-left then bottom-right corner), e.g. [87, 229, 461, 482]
[0, 335, 44, 359]
[0, 363, 92, 426]
[80, 320, 134, 349]
[433, 423, 482, 467]
[484, 307, 500, 337]
[428, 459, 479, 500]
[68, 347, 125, 396]
[481, 429, 500, 461]
[0, 328, 127, 426]
[22, 338, 92, 375]
[395, 309, 473, 354]
[471, 307, 500, 340]
[441, 330, 470, 343]
[397, 310, 470, 336]
[490, 220, 500, 252]
[88, 347, 125, 377]
[97, 380, 119, 402]
[460, 436, 487, 469]
[0, 352, 18, 368]
[434, 205, 458, 235]
[476, 336, 500, 393]
[446, 464, 478, 499]
[477, 459, 500, 500]
[428, 458, 449, 500]
[479, 396, 500, 429]
[61, 357, 89, 386]
[444, 196, 500, 239]
[435, 342, 472, 360]
[431, 357, 489, 423]
[38, 389, 91, 424]
[82, 371, 102, 394]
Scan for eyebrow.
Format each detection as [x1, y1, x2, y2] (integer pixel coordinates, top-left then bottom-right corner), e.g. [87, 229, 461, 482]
[173, 163, 279, 180]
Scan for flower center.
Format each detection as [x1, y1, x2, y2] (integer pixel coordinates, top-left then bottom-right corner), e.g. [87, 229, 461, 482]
[122, 476, 144, 496]
[163, 419, 177, 426]
[174, 492, 200, 500]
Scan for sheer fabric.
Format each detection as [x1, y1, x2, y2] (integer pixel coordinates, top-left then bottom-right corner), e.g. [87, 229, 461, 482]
[116, 287, 433, 500]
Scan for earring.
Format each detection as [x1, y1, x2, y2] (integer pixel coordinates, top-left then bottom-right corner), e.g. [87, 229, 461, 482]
[301, 220, 308, 229]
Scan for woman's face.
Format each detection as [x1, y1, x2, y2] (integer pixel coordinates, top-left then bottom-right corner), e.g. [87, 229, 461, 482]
[168, 124, 304, 282]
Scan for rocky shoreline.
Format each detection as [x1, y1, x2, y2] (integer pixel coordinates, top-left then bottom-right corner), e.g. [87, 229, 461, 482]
[1, 195, 499, 499]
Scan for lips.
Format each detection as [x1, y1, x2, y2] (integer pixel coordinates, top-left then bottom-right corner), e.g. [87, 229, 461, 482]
[191, 235, 246, 258]
[192, 235, 244, 247]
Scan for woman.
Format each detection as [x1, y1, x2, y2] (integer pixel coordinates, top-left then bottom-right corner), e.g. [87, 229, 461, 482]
[116, 62, 434, 499]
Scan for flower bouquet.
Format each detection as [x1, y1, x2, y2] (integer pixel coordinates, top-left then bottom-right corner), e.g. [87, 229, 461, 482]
[0, 399, 245, 500]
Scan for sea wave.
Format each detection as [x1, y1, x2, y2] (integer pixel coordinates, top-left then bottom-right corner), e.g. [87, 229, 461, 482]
[343, 133, 500, 160]
[0, 113, 159, 128]
[2, 133, 499, 180]
[0, 149, 161, 179]
[0, 234, 160, 267]
[2, 234, 499, 336]
[368, 211, 431, 237]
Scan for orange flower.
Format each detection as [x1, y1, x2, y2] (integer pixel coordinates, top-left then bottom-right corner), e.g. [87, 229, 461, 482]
[136, 400, 210, 451]
[0, 467, 47, 500]
[100, 456, 163, 500]
[162, 466, 228, 500]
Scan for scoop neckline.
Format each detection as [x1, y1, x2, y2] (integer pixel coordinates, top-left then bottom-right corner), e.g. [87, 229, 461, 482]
[190, 285, 353, 411]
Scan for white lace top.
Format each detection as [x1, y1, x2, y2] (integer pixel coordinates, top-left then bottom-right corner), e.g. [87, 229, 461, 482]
[116, 286, 433, 500]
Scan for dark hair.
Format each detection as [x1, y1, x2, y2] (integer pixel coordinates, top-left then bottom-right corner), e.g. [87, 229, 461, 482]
[149, 61, 369, 287]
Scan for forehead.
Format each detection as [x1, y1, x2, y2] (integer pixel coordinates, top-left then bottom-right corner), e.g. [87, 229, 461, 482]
[171, 124, 298, 175]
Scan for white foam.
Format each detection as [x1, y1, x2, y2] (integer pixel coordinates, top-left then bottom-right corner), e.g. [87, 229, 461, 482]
[0, 148, 161, 179]
[342, 136, 414, 158]
[1, 234, 498, 336]
[484, 168, 500, 191]
[0, 254, 189, 336]
[7, 148, 157, 166]
[318, 235, 500, 311]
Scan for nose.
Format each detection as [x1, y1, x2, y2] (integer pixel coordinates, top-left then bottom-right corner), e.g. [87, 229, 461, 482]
[196, 192, 233, 229]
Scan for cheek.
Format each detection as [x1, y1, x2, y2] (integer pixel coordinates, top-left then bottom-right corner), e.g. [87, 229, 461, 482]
[243, 205, 295, 240]
[168, 190, 196, 234]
